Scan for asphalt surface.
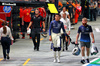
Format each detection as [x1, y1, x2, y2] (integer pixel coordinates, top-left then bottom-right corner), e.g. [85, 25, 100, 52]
[0, 16, 100, 66]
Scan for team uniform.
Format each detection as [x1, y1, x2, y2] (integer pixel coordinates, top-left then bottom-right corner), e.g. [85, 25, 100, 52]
[49, 20, 67, 62]
[22, 8, 31, 38]
[78, 25, 93, 48]
[31, 15, 45, 51]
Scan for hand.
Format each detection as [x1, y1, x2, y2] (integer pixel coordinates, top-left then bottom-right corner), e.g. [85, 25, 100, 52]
[92, 39, 95, 43]
[75, 41, 78, 44]
[67, 31, 70, 35]
[22, 22, 24, 25]
[43, 28, 45, 32]
[27, 27, 29, 30]
[49, 36, 52, 41]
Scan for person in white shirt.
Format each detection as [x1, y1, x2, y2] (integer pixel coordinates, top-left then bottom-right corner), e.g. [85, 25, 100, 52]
[60, 13, 71, 51]
[0, 21, 13, 61]
[60, 7, 70, 20]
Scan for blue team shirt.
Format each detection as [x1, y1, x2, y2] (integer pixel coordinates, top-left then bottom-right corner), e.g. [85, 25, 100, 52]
[78, 25, 93, 42]
[49, 20, 66, 36]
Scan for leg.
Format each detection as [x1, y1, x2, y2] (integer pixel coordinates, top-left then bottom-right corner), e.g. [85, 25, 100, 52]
[93, 9, 96, 21]
[36, 34, 40, 51]
[80, 41, 85, 64]
[62, 34, 65, 51]
[90, 9, 92, 21]
[1, 39, 6, 60]
[53, 51, 57, 62]
[32, 29, 37, 50]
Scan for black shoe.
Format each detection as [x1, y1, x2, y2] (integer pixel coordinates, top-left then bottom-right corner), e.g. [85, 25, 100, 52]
[86, 59, 90, 63]
[81, 59, 85, 64]
[34, 47, 36, 50]
[7, 54, 10, 59]
[66, 47, 68, 50]
[37, 48, 39, 51]
[63, 49, 64, 51]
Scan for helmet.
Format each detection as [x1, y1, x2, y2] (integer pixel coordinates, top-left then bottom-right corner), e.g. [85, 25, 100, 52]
[27, 28, 31, 34]
[41, 32, 47, 38]
[91, 46, 98, 55]
[72, 46, 81, 56]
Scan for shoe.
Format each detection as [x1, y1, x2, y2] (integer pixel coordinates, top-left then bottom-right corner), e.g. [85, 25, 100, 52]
[86, 59, 90, 63]
[34, 47, 36, 50]
[2, 59, 6, 61]
[57, 58, 60, 63]
[63, 49, 64, 51]
[30, 37, 32, 39]
[22, 37, 25, 39]
[81, 59, 85, 64]
[66, 47, 68, 50]
[37, 48, 39, 51]
[6, 54, 10, 59]
[53, 59, 56, 63]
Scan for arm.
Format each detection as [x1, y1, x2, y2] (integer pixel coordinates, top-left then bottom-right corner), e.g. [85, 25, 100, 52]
[27, 22, 32, 30]
[42, 21, 45, 32]
[68, 19, 71, 35]
[49, 22, 52, 41]
[67, 14, 70, 20]
[9, 28, 14, 40]
[91, 32, 95, 43]
[75, 33, 80, 44]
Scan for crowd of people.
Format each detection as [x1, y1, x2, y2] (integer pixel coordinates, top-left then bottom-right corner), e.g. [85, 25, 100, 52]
[0, 0, 98, 64]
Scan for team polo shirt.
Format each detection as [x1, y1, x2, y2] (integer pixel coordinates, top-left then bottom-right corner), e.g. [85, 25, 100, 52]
[78, 25, 93, 42]
[19, 7, 24, 18]
[66, 3, 74, 13]
[23, 8, 31, 22]
[31, 15, 45, 28]
[49, 20, 67, 36]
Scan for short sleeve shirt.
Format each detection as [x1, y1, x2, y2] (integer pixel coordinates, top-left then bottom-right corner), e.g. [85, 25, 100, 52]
[78, 25, 93, 42]
[31, 15, 45, 28]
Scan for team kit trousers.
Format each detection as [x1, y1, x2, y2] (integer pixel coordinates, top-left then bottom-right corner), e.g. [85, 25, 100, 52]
[31, 28, 41, 50]
[51, 33, 63, 60]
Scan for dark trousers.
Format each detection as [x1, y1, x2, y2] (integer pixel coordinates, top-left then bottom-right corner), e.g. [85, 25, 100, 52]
[1, 37, 10, 59]
[90, 9, 96, 21]
[22, 22, 31, 37]
[61, 34, 68, 50]
[83, 9, 89, 19]
[31, 28, 40, 49]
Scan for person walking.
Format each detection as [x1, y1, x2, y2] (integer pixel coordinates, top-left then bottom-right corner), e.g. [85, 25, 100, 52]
[89, 0, 97, 21]
[49, 13, 68, 63]
[60, 13, 71, 51]
[27, 9, 45, 51]
[0, 21, 13, 61]
[75, 18, 95, 64]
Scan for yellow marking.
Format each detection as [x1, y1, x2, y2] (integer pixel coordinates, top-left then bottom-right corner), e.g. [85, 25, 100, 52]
[0, 58, 3, 61]
[23, 58, 30, 66]
[40, 38, 44, 41]
[36, 38, 44, 42]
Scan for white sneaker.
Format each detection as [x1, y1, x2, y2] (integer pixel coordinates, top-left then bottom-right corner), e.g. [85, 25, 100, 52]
[53, 59, 56, 63]
[57, 58, 60, 63]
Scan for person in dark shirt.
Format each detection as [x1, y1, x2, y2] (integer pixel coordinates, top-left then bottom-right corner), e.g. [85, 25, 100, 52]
[89, 0, 97, 21]
[66, 0, 75, 24]
[81, 0, 90, 19]
[27, 9, 45, 51]
[75, 18, 95, 64]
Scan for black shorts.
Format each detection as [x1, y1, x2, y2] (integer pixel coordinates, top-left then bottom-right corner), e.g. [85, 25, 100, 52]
[80, 41, 91, 48]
